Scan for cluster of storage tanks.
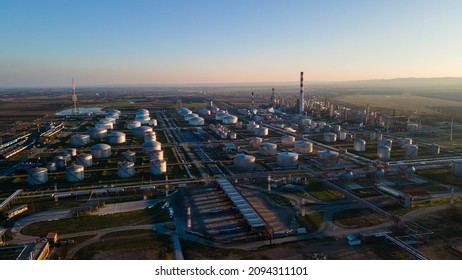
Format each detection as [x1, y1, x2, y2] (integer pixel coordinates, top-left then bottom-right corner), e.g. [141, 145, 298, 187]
[246, 121, 268, 136]
[178, 107, 205, 126]
[209, 124, 236, 139]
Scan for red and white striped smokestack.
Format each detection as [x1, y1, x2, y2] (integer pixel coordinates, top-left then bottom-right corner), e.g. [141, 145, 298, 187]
[187, 205, 192, 232]
[299, 72, 304, 115]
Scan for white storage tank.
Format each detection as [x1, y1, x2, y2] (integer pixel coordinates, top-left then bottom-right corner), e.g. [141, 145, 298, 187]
[127, 120, 141, 129]
[150, 159, 167, 175]
[96, 120, 113, 130]
[323, 133, 337, 143]
[378, 139, 393, 148]
[76, 153, 93, 167]
[452, 159, 462, 177]
[294, 141, 313, 154]
[277, 152, 299, 167]
[405, 144, 418, 158]
[223, 115, 238, 124]
[377, 146, 391, 160]
[247, 122, 259, 132]
[249, 137, 263, 149]
[108, 131, 126, 145]
[189, 116, 205, 126]
[144, 131, 157, 142]
[185, 113, 199, 121]
[148, 150, 164, 160]
[107, 109, 121, 115]
[27, 167, 48, 185]
[136, 108, 150, 117]
[135, 115, 150, 124]
[215, 111, 228, 121]
[281, 135, 295, 147]
[177, 108, 191, 116]
[229, 132, 237, 139]
[377, 133, 383, 141]
[88, 127, 107, 139]
[67, 148, 77, 157]
[150, 119, 158, 126]
[254, 127, 269, 136]
[259, 142, 278, 156]
[427, 143, 440, 155]
[133, 126, 153, 137]
[46, 162, 57, 172]
[375, 167, 385, 178]
[339, 131, 347, 141]
[121, 150, 136, 162]
[354, 139, 366, 152]
[59, 151, 72, 162]
[142, 140, 162, 155]
[103, 117, 116, 125]
[66, 165, 84, 182]
[318, 150, 339, 162]
[118, 161, 135, 178]
[233, 154, 256, 171]
[54, 156, 67, 168]
[70, 134, 90, 146]
[91, 143, 112, 159]
[197, 108, 211, 116]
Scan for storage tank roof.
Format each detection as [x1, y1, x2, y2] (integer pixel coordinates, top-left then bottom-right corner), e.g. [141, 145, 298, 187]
[142, 140, 161, 147]
[91, 143, 111, 150]
[108, 131, 125, 137]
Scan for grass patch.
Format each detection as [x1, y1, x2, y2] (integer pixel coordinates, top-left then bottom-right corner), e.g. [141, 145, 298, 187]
[73, 233, 173, 260]
[305, 179, 344, 201]
[296, 211, 324, 233]
[332, 208, 385, 228]
[21, 204, 169, 236]
[267, 193, 294, 206]
[417, 168, 462, 187]
[50, 235, 96, 260]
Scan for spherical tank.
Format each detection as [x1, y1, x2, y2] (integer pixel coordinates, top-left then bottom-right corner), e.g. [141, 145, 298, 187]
[135, 115, 150, 124]
[405, 165, 416, 175]
[118, 161, 135, 178]
[127, 120, 141, 129]
[87, 127, 107, 139]
[144, 131, 157, 142]
[70, 134, 90, 146]
[375, 168, 385, 178]
[76, 153, 93, 167]
[91, 143, 112, 159]
[343, 170, 354, 182]
[254, 127, 269, 136]
[108, 131, 126, 145]
[294, 141, 313, 154]
[133, 126, 153, 137]
[259, 142, 278, 156]
[452, 159, 462, 177]
[142, 140, 162, 155]
[354, 139, 366, 152]
[121, 150, 136, 162]
[46, 161, 57, 172]
[66, 165, 84, 182]
[27, 167, 48, 185]
[281, 135, 295, 147]
[249, 137, 263, 149]
[229, 132, 237, 139]
[150, 159, 167, 175]
[377, 146, 391, 160]
[223, 115, 238, 124]
[233, 154, 256, 171]
[148, 150, 164, 161]
[405, 144, 418, 158]
[427, 144, 440, 155]
[277, 152, 299, 167]
[188, 117, 205, 126]
[323, 133, 337, 143]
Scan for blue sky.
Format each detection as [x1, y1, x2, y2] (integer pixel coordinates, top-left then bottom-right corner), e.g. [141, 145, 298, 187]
[1, 0, 461, 86]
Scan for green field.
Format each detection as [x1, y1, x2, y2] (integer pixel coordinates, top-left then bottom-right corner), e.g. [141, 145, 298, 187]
[305, 179, 344, 201]
[296, 211, 324, 233]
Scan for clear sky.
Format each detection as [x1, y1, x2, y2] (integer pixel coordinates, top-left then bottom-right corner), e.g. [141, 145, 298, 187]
[1, 0, 462, 87]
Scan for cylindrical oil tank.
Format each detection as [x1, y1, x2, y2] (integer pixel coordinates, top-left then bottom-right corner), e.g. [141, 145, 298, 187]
[54, 156, 67, 168]
[247, 123, 259, 132]
[142, 140, 162, 155]
[118, 161, 135, 178]
[223, 115, 238, 124]
[103, 117, 116, 125]
[121, 150, 136, 162]
[254, 127, 269, 136]
[76, 153, 93, 167]
[236, 121, 243, 129]
[70, 134, 90, 146]
[150, 159, 167, 175]
[135, 115, 150, 124]
[188, 117, 205, 126]
[377, 146, 391, 160]
[133, 126, 153, 137]
[277, 152, 299, 167]
[301, 118, 312, 125]
[91, 143, 112, 159]
[249, 137, 263, 149]
[452, 159, 462, 176]
[318, 150, 339, 162]
[27, 167, 48, 185]
[377, 133, 383, 141]
[397, 137, 412, 147]
[197, 108, 210, 116]
[339, 131, 347, 141]
[378, 139, 393, 148]
[427, 143, 440, 155]
[294, 141, 313, 154]
[318, 122, 326, 129]
[65, 165, 84, 182]
[233, 154, 256, 171]
[405, 144, 418, 158]
[144, 131, 157, 142]
[105, 112, 119, 120]
[107, 109, 121, 115]
[220, 132, 228, 139]
[229, 132, 237, 139]
[354, 139, 366, 152]
[177, 108, 191, 116]
[96, 120, 113, 130]
[281, 135, 295, 147]
[108, 131, 126, 145]
[150, 119, 157, 126]
[333, 125, 341, 133]
[259, 142, 278, 156]
[215, 111, 228, 121]
[323, 133, 337, 143]
[148, 150, 164, 160]
[46, 161, 57, 172]
[343, 170, 354, 182]
[127, 120, 141, 129]
[67, 148, 77, 157]
[88, 127, 107, 139]
[136, 108, 150, 117]
[185, 113, 199, 121]
[59, 151, 72, 162]
[405, 165, 416, 175]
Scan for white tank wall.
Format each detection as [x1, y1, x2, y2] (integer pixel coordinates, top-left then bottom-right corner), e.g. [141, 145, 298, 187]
[88, 128, 107, 139]
[259, 143, 278, 156]
[377, 146, 391, 160]
[127, 120, 141, 129]
[277, 152, 298, 167]
[144, 131, 157, 142]
[189, 117, 205, 126]
[427, 144, 440, 155]
[70, 134, 90, 146]
[339, 131, 347, 140]
[142, 141, 162, 155]
[323, 133, 337, 143]
[233, 154, 255, 171]
[354, 139, 366, 152]
[254, 127, 268, 136]
[76, 154, 93, 167]
[27, 168, 48, 185]
[91, 144, 112, 159]
[46, 162, 57, 172]
[150, 119, 158, 126]
[318, 150, 339, 161]
[135, 115, 150, 124]
[223, 115, 238, 124]
[108, 132, 126, 145]
[249, 137, 263, 149]
[294, 141, 313, 154]
[281, 136, 295, 147]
